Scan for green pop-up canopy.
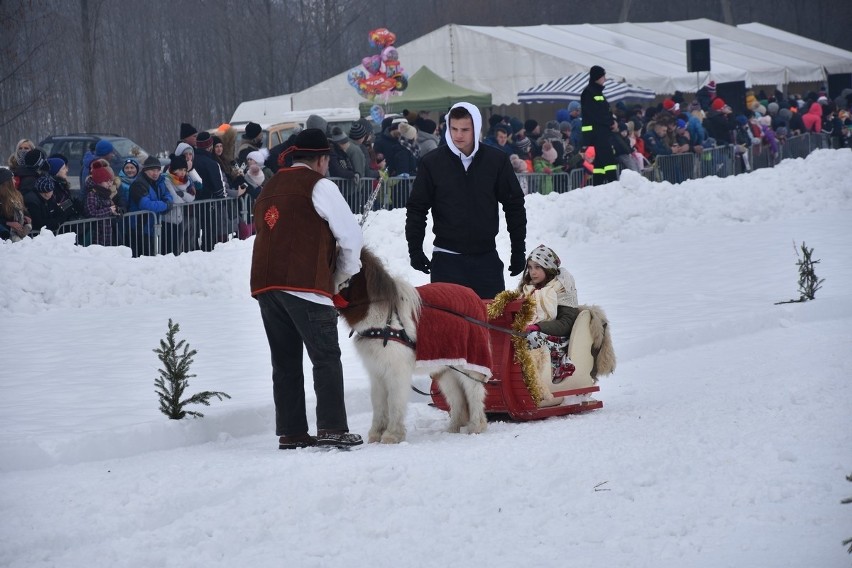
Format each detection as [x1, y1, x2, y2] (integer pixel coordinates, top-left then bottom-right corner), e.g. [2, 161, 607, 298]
[358, 65, 492, 116]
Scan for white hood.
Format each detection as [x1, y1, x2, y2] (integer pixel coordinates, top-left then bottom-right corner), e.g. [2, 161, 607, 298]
[444, 101, 482, 159]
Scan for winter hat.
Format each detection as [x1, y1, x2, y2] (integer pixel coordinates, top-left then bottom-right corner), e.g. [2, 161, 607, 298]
[735, 115, 748, 126]
[488, 114, 503, 128]
[142, 155, 162, 171]
[757, 115, 772, 127]
[0, 167, 13, 185]
[567, 101, 581, 113]
[420, 119, 437, 134]
[123, 158, 140, 174]
[676, 119, 687, 129]
[330, 126, 349, 144]
[711, 98, 727, 111]
[398, 122, 417, 141]
[555, 109, 569, 122]
[767, 102, 779, 115]
[90, 161, 113, 185]
[95, 140, 114, 156]
[47, 157, 65, 176]
[494, 124, 510, 136]
[509, 154, 527, 174]
[305, 114, 328, 133]
[662, 99, 679, 112]
[559, 121, 571, 133]
[524, 119, 539, 133]
[514, 136, 532, 154]
[196, 131, 213, 149]
[169, 154, 188, 172]
[180, 123, 198, 140]
[589, 65, 606, 82]
[243, 122, 262, 140]
[706, 81, 716, 93]
[288, 128, 331, 157]
[35, 175, 56, 193]
[348, 121, 368, 140]
[246, 150, 268, 165]
[545, 120, 559, 131]
[540, 141, 557, 163]
[174, 142, 194, 157]
[507, 117, 523, 135]
[527, 244, 561, 271]
[24, 148, 47, 170]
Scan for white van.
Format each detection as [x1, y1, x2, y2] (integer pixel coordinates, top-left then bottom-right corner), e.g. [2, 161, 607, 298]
[230, 98, 361, 136]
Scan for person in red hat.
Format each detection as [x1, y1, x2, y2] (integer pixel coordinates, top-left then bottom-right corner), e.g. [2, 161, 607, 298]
[703, 97, 737, 145]
[250, 128, 364, 450]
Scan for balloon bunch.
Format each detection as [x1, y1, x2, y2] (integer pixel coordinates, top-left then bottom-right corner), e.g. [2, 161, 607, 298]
[347, 28, 408, 102]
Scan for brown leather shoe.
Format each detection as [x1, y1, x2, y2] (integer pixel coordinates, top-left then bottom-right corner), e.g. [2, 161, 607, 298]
[278, 433, 317, 450]
[315, 430, 363, 448]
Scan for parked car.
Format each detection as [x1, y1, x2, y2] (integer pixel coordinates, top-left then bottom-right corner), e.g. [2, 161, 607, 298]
[38, 133, 162, 191]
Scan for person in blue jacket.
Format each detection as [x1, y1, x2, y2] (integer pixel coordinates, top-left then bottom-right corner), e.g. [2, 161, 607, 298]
[128, 156, 172, 256]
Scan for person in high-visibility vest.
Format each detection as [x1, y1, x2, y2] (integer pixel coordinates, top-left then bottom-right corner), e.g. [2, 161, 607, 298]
[580, 65, 618, 186]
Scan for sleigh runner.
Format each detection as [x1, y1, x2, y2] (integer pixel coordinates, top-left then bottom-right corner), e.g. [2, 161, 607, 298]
[429, 299, 608, 421]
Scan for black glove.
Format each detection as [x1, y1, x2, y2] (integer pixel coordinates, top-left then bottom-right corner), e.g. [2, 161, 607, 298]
[509, 250, 526, 276]
[410, 251, 432, 274]
[176, 190, 185, 197]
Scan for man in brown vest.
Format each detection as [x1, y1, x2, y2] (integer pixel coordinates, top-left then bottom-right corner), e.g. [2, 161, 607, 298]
[250, 128, 364, 450]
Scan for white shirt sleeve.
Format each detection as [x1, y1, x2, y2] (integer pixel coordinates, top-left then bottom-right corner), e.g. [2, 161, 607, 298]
[311, 176, 363, 277]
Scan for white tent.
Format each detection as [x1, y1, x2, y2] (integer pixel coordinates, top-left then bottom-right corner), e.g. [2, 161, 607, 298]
[280, 19, 852, 111]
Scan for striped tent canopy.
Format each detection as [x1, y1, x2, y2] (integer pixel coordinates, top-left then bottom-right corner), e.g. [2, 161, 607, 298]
[518, 72, 656, 104]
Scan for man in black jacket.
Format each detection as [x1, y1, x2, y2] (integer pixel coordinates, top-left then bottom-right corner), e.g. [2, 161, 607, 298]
[581, 65, 618, 185]
[406, 102, 527, 299]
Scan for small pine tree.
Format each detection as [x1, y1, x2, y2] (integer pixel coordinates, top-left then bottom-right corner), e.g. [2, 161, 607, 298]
[775, 241, 826, 305]
[154, 319, 230, 419]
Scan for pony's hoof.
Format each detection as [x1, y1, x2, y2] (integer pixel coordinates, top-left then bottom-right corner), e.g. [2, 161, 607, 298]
[368, 430, 383, 443]
[466, 420, 487, 435]
[380, 432, 403, 444]
[447, 423, 462, 434]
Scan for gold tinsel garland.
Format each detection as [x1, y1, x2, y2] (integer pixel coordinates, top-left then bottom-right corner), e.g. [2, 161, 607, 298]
[487, 290, 543, 405]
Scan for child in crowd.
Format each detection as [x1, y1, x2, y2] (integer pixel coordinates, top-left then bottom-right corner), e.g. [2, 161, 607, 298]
[517, 244, 579, 404]
[0, 167, 32, 241]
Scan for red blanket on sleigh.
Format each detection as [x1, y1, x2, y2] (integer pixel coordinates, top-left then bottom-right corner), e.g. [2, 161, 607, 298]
[415, 283, 493, 379]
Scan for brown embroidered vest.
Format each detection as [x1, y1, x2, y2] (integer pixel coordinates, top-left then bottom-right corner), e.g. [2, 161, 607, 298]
[250, 167, 337, 298]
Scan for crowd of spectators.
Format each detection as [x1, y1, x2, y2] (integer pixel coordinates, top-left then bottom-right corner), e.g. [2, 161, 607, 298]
[3, 84, 850, 247]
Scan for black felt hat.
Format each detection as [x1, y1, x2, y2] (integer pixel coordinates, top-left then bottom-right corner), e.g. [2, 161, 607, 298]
[243, 122, 262, 140]
[290, 128, 331, 156]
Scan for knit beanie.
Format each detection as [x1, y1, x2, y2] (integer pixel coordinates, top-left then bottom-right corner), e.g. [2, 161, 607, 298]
[540, 141, 557, 163]
[0, 167, 13, 185]
[305, 114, 328, 133]
[196, 131, 213, 149]
[35, 175, 57, 193]
[567, 101, 581, 113]
[243, 122, 262, 140]
[180, 123, 198, 139]
[524, 119, 539, 133]
[589, 65, 606, 82]
[175, 142, 194, 157]
[24, 148, 47, 170]
[47, 157, 65, 176]
[169, 154, 188, 172]
[95, 140, 114, 157]
[90, 161, 114, 185]
[711, 98, 726, 111]
[348, 121, 368, 140]
[142, 155, 162, 171]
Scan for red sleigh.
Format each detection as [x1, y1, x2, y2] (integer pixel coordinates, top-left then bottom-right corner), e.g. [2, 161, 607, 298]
[430, 299, 604, 421]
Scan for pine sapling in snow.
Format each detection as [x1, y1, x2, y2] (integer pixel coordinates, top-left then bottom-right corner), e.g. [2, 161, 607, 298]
[154, 319, 230, 419]
[775, 241, 825, 305]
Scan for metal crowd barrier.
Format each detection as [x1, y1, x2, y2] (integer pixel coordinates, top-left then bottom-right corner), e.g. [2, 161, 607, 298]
[41, 133, 832, 250]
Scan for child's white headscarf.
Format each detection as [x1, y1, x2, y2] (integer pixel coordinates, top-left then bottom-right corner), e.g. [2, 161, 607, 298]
[524, 244, 578, 307]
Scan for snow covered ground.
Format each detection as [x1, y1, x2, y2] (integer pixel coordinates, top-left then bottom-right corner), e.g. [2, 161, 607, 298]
[1, 149, 851, 567]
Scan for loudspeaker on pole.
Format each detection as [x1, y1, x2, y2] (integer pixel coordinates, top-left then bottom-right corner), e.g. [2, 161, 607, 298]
[687, 39, 711, 73]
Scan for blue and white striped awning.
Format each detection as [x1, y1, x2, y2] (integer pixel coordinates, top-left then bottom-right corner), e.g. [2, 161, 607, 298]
[518, 72, 656, 104]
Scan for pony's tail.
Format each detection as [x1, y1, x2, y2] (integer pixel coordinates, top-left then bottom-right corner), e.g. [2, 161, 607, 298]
[582, 304, 616, 379]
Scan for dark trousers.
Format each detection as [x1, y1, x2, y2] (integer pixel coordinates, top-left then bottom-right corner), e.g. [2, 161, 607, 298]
[257, 291, 349, 437]
[592, 139, 618, 186]
[431, 249, 505, 300]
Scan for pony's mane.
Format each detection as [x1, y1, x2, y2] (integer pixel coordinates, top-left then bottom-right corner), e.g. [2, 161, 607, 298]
[338, 247, 401, 326]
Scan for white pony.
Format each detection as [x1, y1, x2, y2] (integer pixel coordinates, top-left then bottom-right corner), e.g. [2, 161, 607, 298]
[336, 248, 490, 444]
